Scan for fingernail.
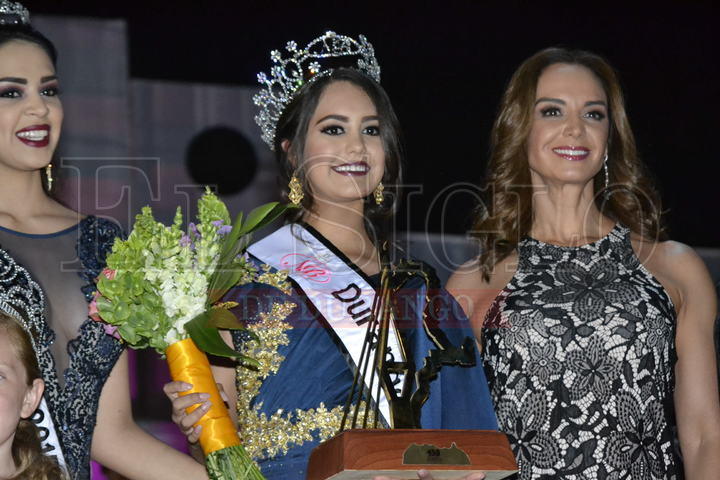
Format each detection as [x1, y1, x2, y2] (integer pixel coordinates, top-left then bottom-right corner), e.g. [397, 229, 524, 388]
[199, 393, 210, 400]
[195, 425, 203, 433]
[181, 382, 192, 390]
[201, 401, 211, 410]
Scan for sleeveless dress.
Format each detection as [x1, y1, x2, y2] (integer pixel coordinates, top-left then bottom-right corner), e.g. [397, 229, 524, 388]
[0, 216, 124, 479]
[482, 224, 681, 479]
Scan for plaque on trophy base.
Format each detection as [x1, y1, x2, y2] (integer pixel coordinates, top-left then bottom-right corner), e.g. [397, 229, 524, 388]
[307, 429, 518, 480]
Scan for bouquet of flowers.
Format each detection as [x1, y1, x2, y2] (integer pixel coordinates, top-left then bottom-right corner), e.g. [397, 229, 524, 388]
[91, 189, 288, 480]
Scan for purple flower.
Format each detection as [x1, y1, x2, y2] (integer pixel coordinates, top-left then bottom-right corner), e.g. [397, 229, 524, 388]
[212, 219, 232, 236]
[189, 222, 199, 237]
[179, 234, 192, 247]
[103, 323, 121, 340]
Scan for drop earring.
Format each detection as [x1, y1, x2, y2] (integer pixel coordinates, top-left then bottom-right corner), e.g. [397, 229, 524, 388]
[288, 175, 303, 205]
[373, 182, 384, 206]
[45, 163, 53, 192]
[603, 153, 609, 191]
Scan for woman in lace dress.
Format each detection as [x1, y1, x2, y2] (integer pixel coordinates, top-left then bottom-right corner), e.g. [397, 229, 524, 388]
[0, 8, 205, 480]
[448, 48, 720, 479]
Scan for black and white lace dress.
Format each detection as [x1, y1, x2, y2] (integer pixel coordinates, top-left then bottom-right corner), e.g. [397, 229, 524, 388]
[483, 224, 681, 479]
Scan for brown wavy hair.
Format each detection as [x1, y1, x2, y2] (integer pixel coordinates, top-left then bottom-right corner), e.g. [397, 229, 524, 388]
[0, 313, 67, 480]
[471, 47, 666, 280]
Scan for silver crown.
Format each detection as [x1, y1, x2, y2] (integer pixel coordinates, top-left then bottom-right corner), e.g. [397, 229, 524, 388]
[0, 0, 30, 25]
[0, 247, 46, 353]
[253, 30, 381, 150]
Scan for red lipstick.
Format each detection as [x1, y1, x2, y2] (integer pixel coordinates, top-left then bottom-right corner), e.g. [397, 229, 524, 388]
[15, 124, 50, 148]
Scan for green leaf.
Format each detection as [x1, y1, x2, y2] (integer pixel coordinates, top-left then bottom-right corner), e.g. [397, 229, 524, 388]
[185, 312, 258, 365]
[95, 297, 115, 323]
[238, 202, 289, 235]
[206, 307, 244, 329]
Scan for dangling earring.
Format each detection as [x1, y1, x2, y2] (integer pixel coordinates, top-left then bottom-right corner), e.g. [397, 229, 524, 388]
[45, 163, 53, 192]
[374, 182, 384, 206]
[288, 175, 303, 205]
[603, 153, 609, 191]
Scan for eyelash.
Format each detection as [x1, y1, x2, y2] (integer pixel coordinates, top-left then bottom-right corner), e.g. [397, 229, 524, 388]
[539, 106, 606, 121]
[540, 106, 562, 117]
[320, 125, 381, 136]
[321, 125, 344, 135]
[0, 85, 61, 99]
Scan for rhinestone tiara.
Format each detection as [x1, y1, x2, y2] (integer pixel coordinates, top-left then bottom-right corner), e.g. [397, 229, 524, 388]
[0, 247, 46, 353]
[253, 30, 381, 150]
[0, 0, 30, 26]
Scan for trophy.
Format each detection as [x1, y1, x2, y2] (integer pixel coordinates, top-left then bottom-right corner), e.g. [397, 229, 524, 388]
[307, 261, 518, 479]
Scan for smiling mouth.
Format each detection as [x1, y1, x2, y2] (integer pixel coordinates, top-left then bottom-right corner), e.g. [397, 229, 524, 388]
[552, 146, 590, 161]
[331, 161, 370, 176]
[16, 125, 50, 147]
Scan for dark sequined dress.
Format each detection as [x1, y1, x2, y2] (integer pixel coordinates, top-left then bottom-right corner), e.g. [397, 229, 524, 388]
[0, 216, 123, 479]
[482, 224, 681, 479]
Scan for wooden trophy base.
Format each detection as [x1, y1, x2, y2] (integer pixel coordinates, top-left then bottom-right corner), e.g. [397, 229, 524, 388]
[307, 429, 518, 480]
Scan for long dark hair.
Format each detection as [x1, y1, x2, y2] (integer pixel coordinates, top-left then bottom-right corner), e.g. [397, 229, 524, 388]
[0, 24, 57, 66]
[274, 68, 404, 247]
[472, 47, 665, 280]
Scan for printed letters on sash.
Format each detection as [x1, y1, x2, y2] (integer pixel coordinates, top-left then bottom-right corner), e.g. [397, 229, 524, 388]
[249, 224, 405, 426]
[32, 398, 66, 468]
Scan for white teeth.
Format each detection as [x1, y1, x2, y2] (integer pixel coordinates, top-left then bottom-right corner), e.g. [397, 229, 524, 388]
[553, 149, 588, 156]
[17, 130, 49, 140]
[334, 164, 368, 172]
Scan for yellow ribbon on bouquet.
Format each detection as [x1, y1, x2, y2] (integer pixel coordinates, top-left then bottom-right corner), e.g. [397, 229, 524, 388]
[166, 338, 240, 456]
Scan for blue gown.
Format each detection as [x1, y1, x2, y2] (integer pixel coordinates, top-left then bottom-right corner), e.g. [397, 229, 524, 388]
[227, 227, 497, 480]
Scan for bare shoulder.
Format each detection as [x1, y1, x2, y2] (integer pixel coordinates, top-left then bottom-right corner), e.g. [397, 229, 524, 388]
[448, 252, 519, 290]
[631, 235, 716, 313]
[447, 252, 519, 323]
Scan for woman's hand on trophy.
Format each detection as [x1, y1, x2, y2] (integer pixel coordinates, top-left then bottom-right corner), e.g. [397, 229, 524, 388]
[373, 470, 485, 480]
[163, 380, 211, 444]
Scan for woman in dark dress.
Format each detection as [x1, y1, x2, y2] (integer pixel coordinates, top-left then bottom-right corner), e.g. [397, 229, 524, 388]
[448, 47, 720, 479]
[0, 3, 206, 479]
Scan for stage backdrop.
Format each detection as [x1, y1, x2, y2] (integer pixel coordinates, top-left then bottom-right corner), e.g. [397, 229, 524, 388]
[30, 13, 720, 480]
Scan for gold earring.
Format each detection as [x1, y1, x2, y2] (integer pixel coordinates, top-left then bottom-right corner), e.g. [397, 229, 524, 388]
[374, 182, 384, 206]
[45, 163, 53, 192]
[288, 175, 303, 205]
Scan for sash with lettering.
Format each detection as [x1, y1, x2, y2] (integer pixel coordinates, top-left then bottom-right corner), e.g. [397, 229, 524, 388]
[33, 399, 67, 468]
[0, 248, 66, 468]
[248, 223, 404, 426]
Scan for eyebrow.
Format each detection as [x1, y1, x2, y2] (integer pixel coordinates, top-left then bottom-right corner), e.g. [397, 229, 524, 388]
[0, 75, 58, 84]
[535, 97, 607, 107]
[315, 114, 379, 125]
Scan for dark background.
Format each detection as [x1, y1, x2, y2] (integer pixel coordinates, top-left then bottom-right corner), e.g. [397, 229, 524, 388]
[30, 0, 719, 247]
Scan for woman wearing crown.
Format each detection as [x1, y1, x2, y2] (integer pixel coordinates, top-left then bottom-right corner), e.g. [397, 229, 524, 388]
[164, 32, 498, 480]
[0, 2, 207, 479]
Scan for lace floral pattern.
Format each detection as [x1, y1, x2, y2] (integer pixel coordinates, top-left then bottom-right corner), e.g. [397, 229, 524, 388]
[483, 225, 680, 479]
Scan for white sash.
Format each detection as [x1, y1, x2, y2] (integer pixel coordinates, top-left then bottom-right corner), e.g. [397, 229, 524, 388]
[32, 398, 66, 469]
[248, 224, 405, 426]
